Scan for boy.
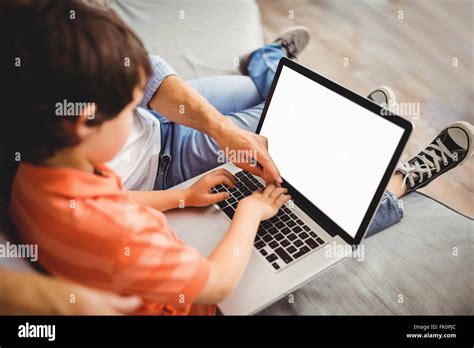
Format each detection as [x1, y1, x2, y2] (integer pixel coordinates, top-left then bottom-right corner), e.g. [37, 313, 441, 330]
[3, 1, 291, 315]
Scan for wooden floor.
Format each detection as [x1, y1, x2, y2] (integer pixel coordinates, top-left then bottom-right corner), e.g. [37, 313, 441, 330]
[257, 0, 474, 217]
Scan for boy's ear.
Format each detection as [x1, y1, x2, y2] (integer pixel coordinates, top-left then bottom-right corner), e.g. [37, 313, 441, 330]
[66, 103, 98, 140]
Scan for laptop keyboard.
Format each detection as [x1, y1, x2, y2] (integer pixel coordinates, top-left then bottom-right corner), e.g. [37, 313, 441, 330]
[211, 170, 326, 272]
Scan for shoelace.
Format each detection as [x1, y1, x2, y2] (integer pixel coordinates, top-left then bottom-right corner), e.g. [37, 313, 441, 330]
[281, 39, 297, 60]
[399, 138, 458, 188]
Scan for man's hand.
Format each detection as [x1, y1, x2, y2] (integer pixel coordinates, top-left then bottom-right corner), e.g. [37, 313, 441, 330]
[0, 268, 143, 315]
[53, 281, 143, 315]
[149, 76, 282, 185]
[184, 169, 236, 207]
[212, 119, 282, 185]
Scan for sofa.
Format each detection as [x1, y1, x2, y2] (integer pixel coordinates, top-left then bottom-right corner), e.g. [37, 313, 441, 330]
[1, 0, 472, 315]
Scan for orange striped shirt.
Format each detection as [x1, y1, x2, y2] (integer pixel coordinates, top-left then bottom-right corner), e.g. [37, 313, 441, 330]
[9, 163, 215, 315]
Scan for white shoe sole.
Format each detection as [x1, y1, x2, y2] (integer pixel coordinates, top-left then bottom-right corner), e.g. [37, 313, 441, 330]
[368, 85, 397, 110]
[276, 25, 311, 40]
[443, 120, 474, 163]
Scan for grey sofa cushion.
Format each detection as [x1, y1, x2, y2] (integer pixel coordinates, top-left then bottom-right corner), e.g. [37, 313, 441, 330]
[109, 0, 264, 80]
[259, 192, 473, 315]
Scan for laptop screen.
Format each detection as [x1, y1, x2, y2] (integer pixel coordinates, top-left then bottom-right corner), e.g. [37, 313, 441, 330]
[259, 64, 406, 239]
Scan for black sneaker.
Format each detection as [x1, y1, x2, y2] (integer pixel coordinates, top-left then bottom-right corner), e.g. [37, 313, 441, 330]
[239, 26, 310, 74]
[397, 121, 473, 194]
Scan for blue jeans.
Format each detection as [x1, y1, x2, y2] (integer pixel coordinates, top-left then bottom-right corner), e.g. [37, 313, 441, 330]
[151, 44, 404, 237]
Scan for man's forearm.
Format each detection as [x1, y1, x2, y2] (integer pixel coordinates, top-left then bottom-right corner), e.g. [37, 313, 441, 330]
[148, 74, 282, 184]
[148, 75, 233, 139]
[0, 268, 57, 315]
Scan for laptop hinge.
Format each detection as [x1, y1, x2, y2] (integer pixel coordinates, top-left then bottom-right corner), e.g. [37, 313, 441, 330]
[292, 198, 338, 238]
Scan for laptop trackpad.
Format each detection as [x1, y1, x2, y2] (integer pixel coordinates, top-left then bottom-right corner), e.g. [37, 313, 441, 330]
[165, 206, 229, 258]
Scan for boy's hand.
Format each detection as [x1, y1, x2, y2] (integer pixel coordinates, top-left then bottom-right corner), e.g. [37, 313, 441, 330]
[184, 169, 236, 207]
[238, 184, 291, 221]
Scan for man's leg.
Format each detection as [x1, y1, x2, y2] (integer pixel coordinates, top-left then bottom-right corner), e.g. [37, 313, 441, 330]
[187, 75, 264, 116]
[242, 26, 311, 99]
[365, 174, 406, 237]
[365, 118, 474, 237]
[246, 43, 285, 100]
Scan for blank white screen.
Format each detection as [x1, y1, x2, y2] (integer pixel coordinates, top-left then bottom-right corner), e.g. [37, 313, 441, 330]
[261, 66, 404, 238]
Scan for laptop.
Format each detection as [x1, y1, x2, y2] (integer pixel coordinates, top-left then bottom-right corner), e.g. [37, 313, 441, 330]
[164, 58, 412, 315]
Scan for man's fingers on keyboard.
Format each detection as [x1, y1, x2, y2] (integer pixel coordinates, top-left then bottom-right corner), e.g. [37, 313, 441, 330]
[263, 177, 279, 186]
[269, 187, 288, 201]
[241, 164, 264, 181]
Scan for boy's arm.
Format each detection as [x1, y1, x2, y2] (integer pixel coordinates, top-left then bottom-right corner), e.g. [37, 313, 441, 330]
[128, 189, 187, 212]
[195, 185, 290, 304]
[194, 202, 261, 303]
[128, 168, 235, 212]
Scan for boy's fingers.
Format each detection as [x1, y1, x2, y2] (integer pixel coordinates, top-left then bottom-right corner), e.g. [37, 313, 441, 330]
[262, 183, 276, 198]
[208, 191, 229, 204]
[275, 194, 291, 207]
[211, 169, 236, 185]
[208, 175, 234, 189]
[269, 187, 288, 201]
[249, 188, 263, 197]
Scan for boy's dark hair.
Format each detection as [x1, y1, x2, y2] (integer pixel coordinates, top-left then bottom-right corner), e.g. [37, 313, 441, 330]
[0, 0, 152, 212]
[0, 0, 152, 165]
